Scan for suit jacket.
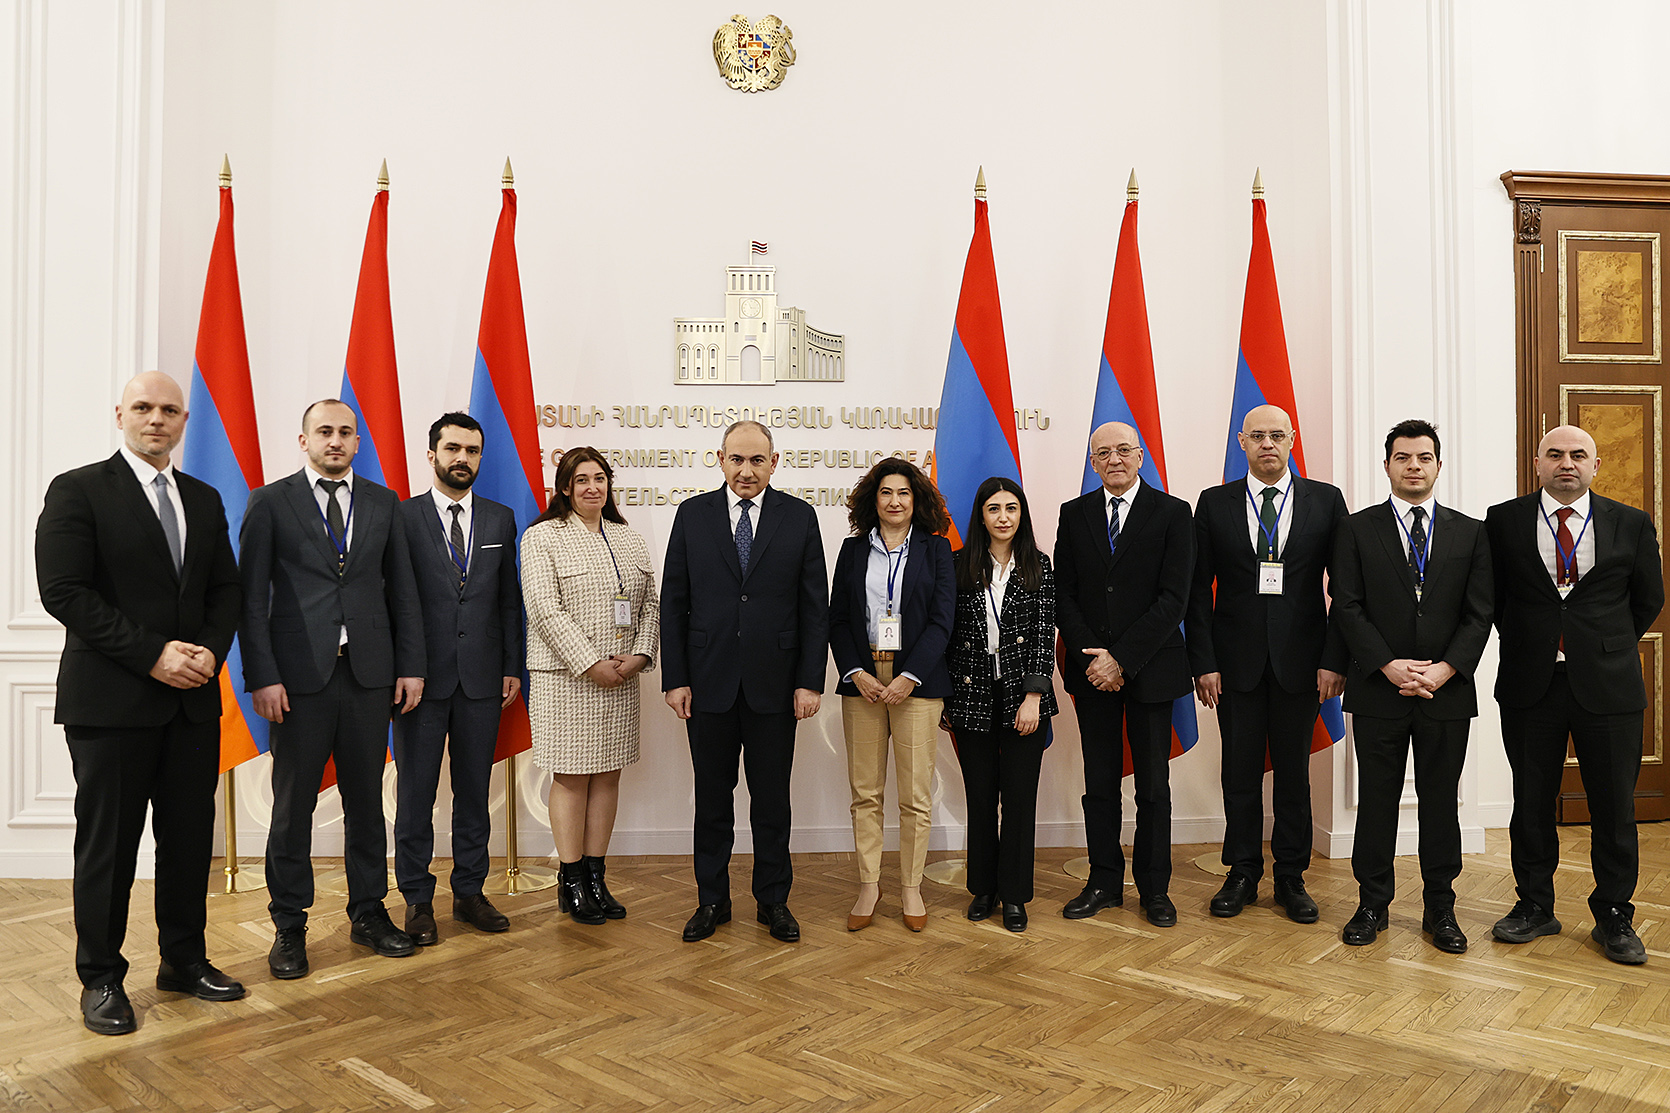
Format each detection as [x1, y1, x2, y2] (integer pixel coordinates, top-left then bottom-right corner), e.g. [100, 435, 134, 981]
[36, 453, 241, 728]
[239, 469, 424, 695]
[945, 554, 1060, 730]
[1188, 475, 1350, 693]
[1329, 501, 1492, 719]
[1487, 491, 1664, 714]
[660, 485, 829, 715]
[400, 492, 524, 702]
[828, 531, 955, 699]
[1054, 483, 1195, 703]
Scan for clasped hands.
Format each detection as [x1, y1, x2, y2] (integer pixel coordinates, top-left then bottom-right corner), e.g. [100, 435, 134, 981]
[1381, 658, 1455, 698]
[1081, 648, 1124, 692]
[149, 640, 216, 689]
[585, 654, 651, 690]
[853, 671, 916, 706]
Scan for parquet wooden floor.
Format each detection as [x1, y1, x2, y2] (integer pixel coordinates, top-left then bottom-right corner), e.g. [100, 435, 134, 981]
[2, 829, 1668, 1112]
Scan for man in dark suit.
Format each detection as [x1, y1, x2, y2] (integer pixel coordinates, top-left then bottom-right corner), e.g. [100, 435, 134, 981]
[393, 412, 523, 945]
[661, 420, 829, 943]
[36, 372, 245, 1034]
[1330, 419, 1492, 954]
[1487, 424, 1663, 965]
[1190, 404, 1349, 923]
[1055, 420, 1195, 927]
[240, 399, 425, 978]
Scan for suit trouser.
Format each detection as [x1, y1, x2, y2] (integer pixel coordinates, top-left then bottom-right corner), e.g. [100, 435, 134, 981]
[1073, 688, 1173, 897]
[688, 700, 796, 905]
[1500, 667, 1642, 920]
[393, 687, 502, 903]
[1218, 665, 1321, 881]
[265, 654, 393, 929]
[956, 699, 1047, 903]
[66, 711, 218, 988]
[841, 660, 942, 887]
[1350, 707, 1470, 911]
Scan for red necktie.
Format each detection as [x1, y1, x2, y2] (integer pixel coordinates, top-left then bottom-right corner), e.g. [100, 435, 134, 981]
[1556, 506, 1576, 655]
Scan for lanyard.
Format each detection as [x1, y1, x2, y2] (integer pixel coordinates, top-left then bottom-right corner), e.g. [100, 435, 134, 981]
[1245, 483, 1292, 559]
[1540, 502, 1593, 584]
[1390, 498, 1434, 582]
[316, 483, 355, 566]
[445, 505, 475, 580]
[883, 532, 909, 616]
[599, 523, 627, 595]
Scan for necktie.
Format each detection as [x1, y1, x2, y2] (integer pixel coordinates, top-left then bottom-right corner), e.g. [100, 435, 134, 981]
[736, 498, 754, 573]
[1108, 496, 1123, 551]
[1260, 486, 1280, 560]
[320, 479, 347, 572]
[448, 503, 468, 588]
[1555, 507, 1577, 586]
[1408, 505, 1427, 588]
[153, 474, 183, 573]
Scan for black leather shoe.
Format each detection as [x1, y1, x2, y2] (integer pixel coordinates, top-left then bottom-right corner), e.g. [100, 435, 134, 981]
[268, 926, 309, 980]
[582, 855, 627, 919]
[1209, 873, 1256, 918]
[80, 983, 135, 1035]
[558, 860, 607, 925]
[682, 901, 731, 942]
[404, 902, 439, 946]
[1141, 894, 1178, 928]
[757, 902, 801, 942]
[1062, 885, 1123, 919]
[1342, 905, 1389, 946]
[453, 892, 510, 933]
[1422, 909, 1469, 954]
[1002, 902, 1028, 933]
[1591, 906, 1647, 965]
[349, 907, 417, 957]
[1492, 899, 1560, 944]
[1273, 876, 1320, 924]
[967, 894, 997, 921]
[156, 960, 245, 1001]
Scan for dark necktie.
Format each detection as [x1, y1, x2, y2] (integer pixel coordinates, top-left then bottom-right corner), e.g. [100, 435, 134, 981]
[1408, 505, 1427, 588]
[736, 498, 754, 573]
[320, 479, 347, 572]
[1555, 507, 1577, 586]
[1260, 486, 1280, 560]
[1108, 496, 1123, 551]
[153, 474, 183, 573]
[448, 503, 468, 588]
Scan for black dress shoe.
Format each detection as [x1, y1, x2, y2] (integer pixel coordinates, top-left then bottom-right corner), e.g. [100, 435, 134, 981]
[967, 894, 997, 921]
[1209, 874, 1256, 918]
[453, 892, 510, 933]
[557, 860, 607, 925]
[1062, 885, 1123, 919]
[757, 902, 801, 942]
[80, 983, 135, 1035]
[404, 902, 439, 946]
[1422, 909, 1469, 954]
[1273, 876, 1320, 924]
[1141, 894, 1178, 928]
[1493, 899, 1560, 944]
[1001, 902, 1028, 933]
[1341, 905, 1389, 946]
[582, 855, 627, 919]
[268, 926, 309, 980]
[156, 960, 246, 1001]
[682, 901, 732, 942]
[1591, 906, 1648, 965]
[350, 907, 417, 957]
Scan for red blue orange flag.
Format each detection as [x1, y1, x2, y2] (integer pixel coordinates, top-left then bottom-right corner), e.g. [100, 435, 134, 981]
[340, 168, 410, 500]
[181, 161, 267, 773]
[932, 170, 1022, 547]
[1225, 178, 1344, 754]
[467, 161, 543, 763]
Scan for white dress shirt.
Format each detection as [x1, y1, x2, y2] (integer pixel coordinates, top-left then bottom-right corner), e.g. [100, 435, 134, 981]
[1536, 490, 1594, 584]
[430, 486, 475, 567]
[1243, 470, 1293, 558]
[1104, 476, 1142, 535]
[119, 444, 187, 550]
[985, 553, 1015, 658]
[725, 483, 763, 536]
[1389, 493, 1437, 559]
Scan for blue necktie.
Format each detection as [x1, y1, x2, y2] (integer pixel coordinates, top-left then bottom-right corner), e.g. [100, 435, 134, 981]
[153, 474, 183, 573]
[736, 498, 754, 573]
[1107, 495, 1123, 552]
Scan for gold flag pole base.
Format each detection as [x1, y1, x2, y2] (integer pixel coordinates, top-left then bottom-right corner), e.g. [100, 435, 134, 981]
[1061, 856, 1138, 888]
[1193, 852, 1230, 877]
[483, 752, 557, 896]
[216, 767, 266, 894]
[922, 857, 967, 887]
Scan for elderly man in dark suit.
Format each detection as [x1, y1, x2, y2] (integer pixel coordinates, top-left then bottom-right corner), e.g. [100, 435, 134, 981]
[661, 420, 829, 943]
[393, 412, 524, 945]
[36, 371, 245, 1034]
[1330, 419, 1492, 954]
[240, 399, 425, 978]
[1055, 420, 1195, 928]
[1487, 424, 1663, 965]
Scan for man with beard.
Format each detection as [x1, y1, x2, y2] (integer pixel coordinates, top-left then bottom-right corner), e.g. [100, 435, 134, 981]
[392, 413, 525, 943]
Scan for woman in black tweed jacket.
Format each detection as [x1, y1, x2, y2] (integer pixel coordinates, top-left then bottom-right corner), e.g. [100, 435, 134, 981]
[946, 476, 1058, 932]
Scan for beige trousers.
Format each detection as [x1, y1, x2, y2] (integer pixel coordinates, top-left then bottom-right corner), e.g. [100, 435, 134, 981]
[841, 659, 943, 886]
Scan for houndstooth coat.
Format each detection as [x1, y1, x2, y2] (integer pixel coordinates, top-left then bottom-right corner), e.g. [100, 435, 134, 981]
[945, 554, 1059, 732]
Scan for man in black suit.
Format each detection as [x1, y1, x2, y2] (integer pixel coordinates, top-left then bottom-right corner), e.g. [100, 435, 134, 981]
[1055, 420, 1195, 927]
[1487, 424, 1663, 965]
[661, 420, 829, 943]
[1330, 419, 1492, 954]
[1190, 404, 1348, 923]
[240, 399, 425, 978]
[36, 372, 245, 1034]
[393, 412, 523, 945]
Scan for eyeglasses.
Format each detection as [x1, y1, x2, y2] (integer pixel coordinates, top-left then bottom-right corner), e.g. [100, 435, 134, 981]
[1243, 430, 1291, 445]
[1090, 445, 1140, 462]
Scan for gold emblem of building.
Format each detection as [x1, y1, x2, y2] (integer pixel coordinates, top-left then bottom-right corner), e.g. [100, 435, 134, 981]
[712, 14, 796, 92]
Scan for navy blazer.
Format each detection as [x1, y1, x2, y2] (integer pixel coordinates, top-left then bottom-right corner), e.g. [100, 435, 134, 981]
[828, 531, 955, 699]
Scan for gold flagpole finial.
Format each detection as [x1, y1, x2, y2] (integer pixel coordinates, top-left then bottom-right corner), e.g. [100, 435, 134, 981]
[219, 154, 231, 188]
[377, 159, 389, 191]
[1252, 167, 1264, 199]
[502, 157, 514, 189]
[974, 165, 986, 200]
[1127, 169, 1139, 201]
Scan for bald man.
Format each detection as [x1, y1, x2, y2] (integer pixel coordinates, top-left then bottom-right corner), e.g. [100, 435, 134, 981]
[1188, 405, 1349, 922]
[1486, 425, 1663, 964]
[36, 373, 245, 1034]
[1055, 421, 1195, 927]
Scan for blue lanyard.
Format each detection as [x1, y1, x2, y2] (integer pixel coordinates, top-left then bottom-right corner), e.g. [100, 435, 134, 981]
[883, 532, 909, 616]
[1246, 483, 1292, 559]
[445, 505, 475, 580]
[599, 523, 626, 595]
[316, 483, 355, 566]
[1539, 502, 1593, 584]
[1390, 499, 1434, 581]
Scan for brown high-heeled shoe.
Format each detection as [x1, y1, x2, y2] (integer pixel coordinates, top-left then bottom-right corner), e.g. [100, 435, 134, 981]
[902, 911, 927, 932]
[847, 911, 874, 931]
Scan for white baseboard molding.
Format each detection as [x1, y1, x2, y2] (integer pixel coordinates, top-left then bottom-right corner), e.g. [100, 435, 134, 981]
[1316, 825, 1489, 860]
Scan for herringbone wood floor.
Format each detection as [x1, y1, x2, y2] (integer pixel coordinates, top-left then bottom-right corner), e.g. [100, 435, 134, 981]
[2, 830, 1668, 1112]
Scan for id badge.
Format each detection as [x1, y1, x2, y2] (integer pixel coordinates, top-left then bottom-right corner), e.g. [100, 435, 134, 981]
[1258, 561, 1284, 595]
[1557, 583, 1575, 598]
[613, 595, 633, 629]
[876, 616, 902, 651]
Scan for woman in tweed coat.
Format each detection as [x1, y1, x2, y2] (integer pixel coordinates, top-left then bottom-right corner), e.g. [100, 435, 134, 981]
[946, 476, 1058, 933]
[522, 447, 659, 924]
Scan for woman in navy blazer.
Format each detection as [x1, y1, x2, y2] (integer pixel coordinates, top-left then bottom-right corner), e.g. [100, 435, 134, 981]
[829, 459, 955, 932]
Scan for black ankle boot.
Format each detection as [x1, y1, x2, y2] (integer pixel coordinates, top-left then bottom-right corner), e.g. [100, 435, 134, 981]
[582, 855, 626, 919]
[557, 860, 606, 925]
